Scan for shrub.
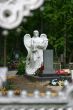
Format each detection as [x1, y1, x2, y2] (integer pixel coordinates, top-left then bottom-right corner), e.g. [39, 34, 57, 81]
[17, 57, 26, 75]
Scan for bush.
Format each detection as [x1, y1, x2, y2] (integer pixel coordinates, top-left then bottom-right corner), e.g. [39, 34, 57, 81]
[17, 57, 26, 75]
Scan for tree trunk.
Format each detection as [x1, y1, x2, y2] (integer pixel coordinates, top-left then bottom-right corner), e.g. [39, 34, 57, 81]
[64, 32, 66, 66]
[4, 36, 7, 66]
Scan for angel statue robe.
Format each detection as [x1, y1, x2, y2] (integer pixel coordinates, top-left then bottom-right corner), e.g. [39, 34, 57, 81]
[24, 33, 48, 75]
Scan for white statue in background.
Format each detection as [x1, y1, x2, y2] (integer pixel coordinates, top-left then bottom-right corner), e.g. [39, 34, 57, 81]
[24, 30, 48, 75]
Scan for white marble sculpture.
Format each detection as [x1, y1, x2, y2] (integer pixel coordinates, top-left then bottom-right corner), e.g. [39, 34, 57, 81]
[0, 0, 44, 29]
[24, 30, 48, 75]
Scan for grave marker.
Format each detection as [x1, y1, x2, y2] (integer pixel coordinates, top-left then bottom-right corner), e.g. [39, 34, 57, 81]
[43, 50, 54, 75]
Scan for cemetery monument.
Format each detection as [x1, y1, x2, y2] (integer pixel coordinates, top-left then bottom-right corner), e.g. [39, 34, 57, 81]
[24, 30, 48, 75]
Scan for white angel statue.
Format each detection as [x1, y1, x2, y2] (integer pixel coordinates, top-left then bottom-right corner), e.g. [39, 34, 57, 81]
[24, 30, 48, 75]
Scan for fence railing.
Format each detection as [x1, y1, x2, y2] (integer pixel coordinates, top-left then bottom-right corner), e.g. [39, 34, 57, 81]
[54, 63, 61, 70]
[0, 82, 73, 109]
[69, 62, 73, 70]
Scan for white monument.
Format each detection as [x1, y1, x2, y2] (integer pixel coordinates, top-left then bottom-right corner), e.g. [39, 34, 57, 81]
[24, 30, 48, 75]
[0, 67, 8, 87]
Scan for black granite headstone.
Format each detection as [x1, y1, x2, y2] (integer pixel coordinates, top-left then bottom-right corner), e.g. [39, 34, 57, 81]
[43, 50, 54, 75]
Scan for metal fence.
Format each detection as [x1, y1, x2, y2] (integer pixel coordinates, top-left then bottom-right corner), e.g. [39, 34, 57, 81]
[69, 63, 73, 70]
[54, 63, 61, 70]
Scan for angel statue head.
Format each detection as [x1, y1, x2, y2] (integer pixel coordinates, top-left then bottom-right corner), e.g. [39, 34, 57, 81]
[33, 30, 39, 37]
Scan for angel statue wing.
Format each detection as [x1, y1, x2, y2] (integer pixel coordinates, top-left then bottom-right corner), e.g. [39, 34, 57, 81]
[40, 33, 48, 49]
[23, 34, 31, 54]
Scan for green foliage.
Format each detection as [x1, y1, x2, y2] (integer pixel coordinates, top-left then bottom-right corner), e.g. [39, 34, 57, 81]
[42, 0, 73, 62]
[1, 0, 73, 64]
[17, 57, 26, 75]
[6, 80, 15, 90]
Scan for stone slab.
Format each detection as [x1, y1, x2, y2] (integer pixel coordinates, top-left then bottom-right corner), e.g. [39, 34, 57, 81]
[43, 50, 54, 75]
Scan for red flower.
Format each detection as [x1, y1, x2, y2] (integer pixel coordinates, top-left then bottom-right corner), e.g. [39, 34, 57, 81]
[56, 70, 65, 75]
[39, 64, 44, 73]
